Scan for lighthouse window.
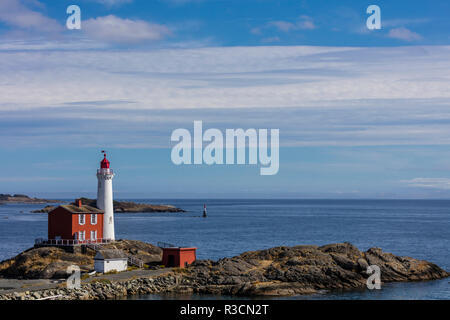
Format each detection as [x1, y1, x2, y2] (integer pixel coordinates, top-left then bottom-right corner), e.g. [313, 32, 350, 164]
[79, 214, 85, 225]
[91, 214, 97, 225]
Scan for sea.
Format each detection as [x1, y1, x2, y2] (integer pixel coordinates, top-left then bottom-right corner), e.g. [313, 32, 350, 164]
[0, 199, 448, 300]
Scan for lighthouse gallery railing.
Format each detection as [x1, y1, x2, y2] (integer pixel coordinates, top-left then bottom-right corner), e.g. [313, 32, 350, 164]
[34, 238, 113, 246]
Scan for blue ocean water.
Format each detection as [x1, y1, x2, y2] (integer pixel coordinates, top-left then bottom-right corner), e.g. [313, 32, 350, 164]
[0, 199, 449, 299]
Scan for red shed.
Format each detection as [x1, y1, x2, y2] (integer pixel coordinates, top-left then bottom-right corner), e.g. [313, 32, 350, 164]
[48, 199, 104, 244]
[162, 247, 197, 268]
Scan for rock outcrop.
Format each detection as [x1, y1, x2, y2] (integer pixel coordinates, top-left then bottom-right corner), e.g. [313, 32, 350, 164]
[0, 240, 162, 279]
[31, 198, 185, 213]
[181, 243, 449, 296]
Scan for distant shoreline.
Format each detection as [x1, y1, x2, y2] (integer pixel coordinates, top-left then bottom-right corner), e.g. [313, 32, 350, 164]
[0, 194, 59, 205]
[0, 194, 185, 213]
[30, 198, 185, 213]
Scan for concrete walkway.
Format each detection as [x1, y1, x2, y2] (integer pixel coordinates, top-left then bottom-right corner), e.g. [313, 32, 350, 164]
[0, 268, 173, 295]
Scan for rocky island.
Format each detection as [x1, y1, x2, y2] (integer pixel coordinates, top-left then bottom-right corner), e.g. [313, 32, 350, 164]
[0, 194, 59, 204]
[0, 241, 448, 300]
[182, 243, 449, 296]
[31, 198, 185, 213]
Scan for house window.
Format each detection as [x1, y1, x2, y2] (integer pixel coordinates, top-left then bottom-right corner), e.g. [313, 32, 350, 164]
[79, 231, 85, 241]
[91, 230, 97, 240]
[91, 214, 97, 225]
[79, 214, 85, 225]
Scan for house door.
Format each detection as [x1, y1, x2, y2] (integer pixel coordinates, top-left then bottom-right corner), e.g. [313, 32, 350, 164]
[168, 255, 175, 267]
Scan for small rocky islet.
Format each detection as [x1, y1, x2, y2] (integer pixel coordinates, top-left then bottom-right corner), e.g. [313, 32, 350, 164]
[0, 193, 184, 213]
[31, 197, 186, 213]
[0, 194, 60, 205]
[0, 241, 447, 300]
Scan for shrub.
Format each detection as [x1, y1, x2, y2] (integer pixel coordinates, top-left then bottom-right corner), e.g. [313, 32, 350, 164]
[105, 270, 119, 275]
[81, 274, 90, 280]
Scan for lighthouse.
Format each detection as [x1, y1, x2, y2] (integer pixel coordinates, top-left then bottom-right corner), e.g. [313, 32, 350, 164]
[97, 152, 115, 241]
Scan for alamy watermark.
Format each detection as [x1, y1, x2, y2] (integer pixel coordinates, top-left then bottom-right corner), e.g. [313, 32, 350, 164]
[171, 121, 279, 175]
[366, 265, 382, 290]
[366, 5, 381, 30]
[66, 4, 380, 31]
[66, 5, 81, 30]
[66, 265, 81, 289]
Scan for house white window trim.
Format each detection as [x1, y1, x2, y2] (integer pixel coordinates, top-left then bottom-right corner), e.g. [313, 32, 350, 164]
[79, 214, 85, 225]
[91, 230, 97, 241]
[91, 214, 97, 225]
[79, 230, 85, 241]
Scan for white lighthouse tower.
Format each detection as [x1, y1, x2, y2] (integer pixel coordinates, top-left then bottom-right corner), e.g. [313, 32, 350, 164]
[97, 151, 115, 241]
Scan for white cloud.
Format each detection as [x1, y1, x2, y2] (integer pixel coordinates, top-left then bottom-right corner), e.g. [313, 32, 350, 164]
[383, 18, 430, 28]
[250, 27, 262, 35]
[0, 177, 64, 182]
[0, 0, 62, 33]
[90, 0, 133, 7]
[0, 1, 171, 45]
[0, 45, 449, 111]
[161, 0, 204, 5]
[297, 15, 316, 30]
[402, 178, 450, 189]
[387, 27, 422, 42]
[268, 15, 316, 32]
[261, 36, 280, 43]
[268, 21, 296, 32]
[0, 45, 449, 147]
[83, 15, 171, 43]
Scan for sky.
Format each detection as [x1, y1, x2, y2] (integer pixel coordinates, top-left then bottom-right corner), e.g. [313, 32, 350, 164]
[0, 0, 450, 198]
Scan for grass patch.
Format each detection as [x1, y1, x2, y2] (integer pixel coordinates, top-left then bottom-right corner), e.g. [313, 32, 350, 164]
[127, 266, 139, 271]
[105, 270, 119, 275]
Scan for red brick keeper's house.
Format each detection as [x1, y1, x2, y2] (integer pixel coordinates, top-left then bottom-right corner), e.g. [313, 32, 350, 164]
[47, 199, 104, 244]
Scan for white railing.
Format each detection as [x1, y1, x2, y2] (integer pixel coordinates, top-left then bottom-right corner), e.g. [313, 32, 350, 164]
[97, 169, 114, 175]
[128, 255, 144, 268]
[35, 238, 113, 246]
[85, 242, 101, 252]
[157, 241, 177, 248]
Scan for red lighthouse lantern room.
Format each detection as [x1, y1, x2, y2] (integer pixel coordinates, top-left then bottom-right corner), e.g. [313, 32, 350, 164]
[100, 153, 110, 169]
